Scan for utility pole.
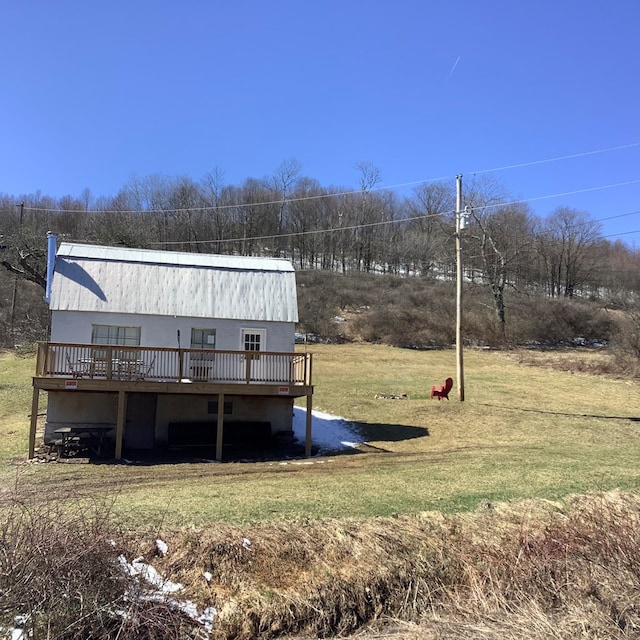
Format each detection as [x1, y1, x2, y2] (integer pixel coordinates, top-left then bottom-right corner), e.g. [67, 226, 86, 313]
[455, 176, 465, 401]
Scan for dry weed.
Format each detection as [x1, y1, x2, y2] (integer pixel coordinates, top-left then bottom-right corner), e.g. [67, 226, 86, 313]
[512, 348, 629, 378]
[3, 491, 640, 639]
[138, 491, 640, 639]
[0, 494, 203, 639]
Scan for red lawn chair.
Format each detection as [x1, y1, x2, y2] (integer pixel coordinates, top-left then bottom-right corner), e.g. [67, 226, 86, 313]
[430, 377, 453, 400]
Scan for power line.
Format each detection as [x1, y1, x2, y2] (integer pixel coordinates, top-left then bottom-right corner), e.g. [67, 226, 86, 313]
[20, 141, 640, 215]
[12, 140, 640, 247]
[596, 210, 640, 224]
[149, 210, 457, 247]
[469, 141, 640, 176]
[148, 189, 640, 248]
[150, 207, 640, 248]
[602, 228, 640, 239]
[39, 177, 640, 248]
[468, 179, 640, 214]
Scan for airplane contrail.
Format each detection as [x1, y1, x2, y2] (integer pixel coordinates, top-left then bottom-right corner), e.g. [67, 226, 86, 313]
[448, 55, 461, 78]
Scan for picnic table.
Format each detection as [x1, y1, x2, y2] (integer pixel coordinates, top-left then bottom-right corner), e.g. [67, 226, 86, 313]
[52, 425, 115, 457]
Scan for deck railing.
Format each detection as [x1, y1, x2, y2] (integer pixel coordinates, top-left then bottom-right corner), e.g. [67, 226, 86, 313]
[35, 343, 312, 386]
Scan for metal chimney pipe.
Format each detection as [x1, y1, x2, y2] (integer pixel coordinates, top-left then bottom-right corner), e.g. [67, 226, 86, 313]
[44, 232, 57, 304]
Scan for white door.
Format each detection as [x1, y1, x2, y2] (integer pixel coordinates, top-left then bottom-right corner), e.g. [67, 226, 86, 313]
[241, 329, 266, 382]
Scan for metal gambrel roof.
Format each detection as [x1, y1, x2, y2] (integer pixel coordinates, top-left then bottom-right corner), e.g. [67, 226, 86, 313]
[49, 243, 298, 322]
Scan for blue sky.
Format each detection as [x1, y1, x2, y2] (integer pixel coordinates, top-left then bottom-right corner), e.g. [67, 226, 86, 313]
[2, 1, 639, 245]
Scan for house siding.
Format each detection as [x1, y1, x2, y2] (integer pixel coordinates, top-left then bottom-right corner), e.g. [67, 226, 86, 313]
[51, 311, 295, 352]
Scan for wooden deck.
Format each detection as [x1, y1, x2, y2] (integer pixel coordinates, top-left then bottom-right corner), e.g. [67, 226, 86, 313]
[34, 342, 312, 388]
[30, 342, 314, 461]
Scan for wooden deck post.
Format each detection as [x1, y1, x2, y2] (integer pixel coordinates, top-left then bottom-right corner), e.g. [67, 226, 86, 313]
[28, 387, 40, 459]
[305, 393, 313, 457]
[306, 353, 313, 385]
[244, 354, 253, 383]
[216, 393, 224, 462]
[115, 390, 127, 460]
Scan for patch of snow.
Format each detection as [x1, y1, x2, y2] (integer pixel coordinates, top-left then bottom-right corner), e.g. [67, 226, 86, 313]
[4, 616, 29, 640]
[242, 538, 251, 550]
[117, 555, 183, 593]
[292, 407, 363, 454]
[128, 591, 217, 637]
[117, 554, 217, 636]
[155, 539, 168, 557]
[198, 606, 217, 635]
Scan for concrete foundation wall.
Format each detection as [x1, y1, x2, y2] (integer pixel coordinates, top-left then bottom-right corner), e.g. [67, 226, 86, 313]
[155, 394, 294, 445]
[45, 391, 118, 441]
[45, 390, 295, 449]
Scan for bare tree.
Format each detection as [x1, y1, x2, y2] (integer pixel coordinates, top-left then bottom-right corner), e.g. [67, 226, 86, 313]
[537, 207, 602, 298]
[601, 239, 640, 297]
[354, 162, 382, 272]
[0, 198, 48, 290]
[271, 159, 302, 257]
[403, 182, 455, 277]
[469, 202, 536, 334]
[287, 178, 326, 269]
[167, 176, 202, 251]
[236, 178, 278, 255]
[200, 167, 232, 253]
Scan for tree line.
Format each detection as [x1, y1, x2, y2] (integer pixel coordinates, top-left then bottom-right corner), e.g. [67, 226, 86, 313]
[1, 160, 639, 347]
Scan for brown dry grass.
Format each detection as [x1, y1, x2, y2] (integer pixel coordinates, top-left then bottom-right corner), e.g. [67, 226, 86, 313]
[510, 347, 625, 377]
[141, 490, 640, 639]
[6, 487, 638, 639]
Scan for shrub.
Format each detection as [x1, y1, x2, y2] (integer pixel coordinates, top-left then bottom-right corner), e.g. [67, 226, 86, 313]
[516, 297, 610, 344]
[0, 496, 200, 640]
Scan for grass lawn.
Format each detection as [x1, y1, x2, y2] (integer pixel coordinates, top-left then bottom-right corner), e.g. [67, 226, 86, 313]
[2, 344, 640, 526]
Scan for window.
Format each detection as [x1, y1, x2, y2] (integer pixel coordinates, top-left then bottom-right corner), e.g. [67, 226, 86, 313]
[189, 329, 217, 380]
[191, 328, 216, 350]
[91, 325, 140, 346]
[242, 329, 265, 352]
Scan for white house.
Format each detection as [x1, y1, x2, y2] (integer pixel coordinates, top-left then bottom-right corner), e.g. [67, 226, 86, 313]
[29, 238, 314, 461]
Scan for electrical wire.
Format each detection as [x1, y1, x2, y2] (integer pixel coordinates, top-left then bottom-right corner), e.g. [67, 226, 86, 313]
[468, 141, 640, 176]
[149, 194, 640, 248]
[149, 210, 457, 247]
[13, 139, 640, 248]
[464, 179, 640, 214]
[20, 142, 640, 215]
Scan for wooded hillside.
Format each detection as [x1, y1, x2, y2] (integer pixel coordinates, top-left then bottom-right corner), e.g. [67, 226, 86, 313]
[2, 167, 639, 359]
